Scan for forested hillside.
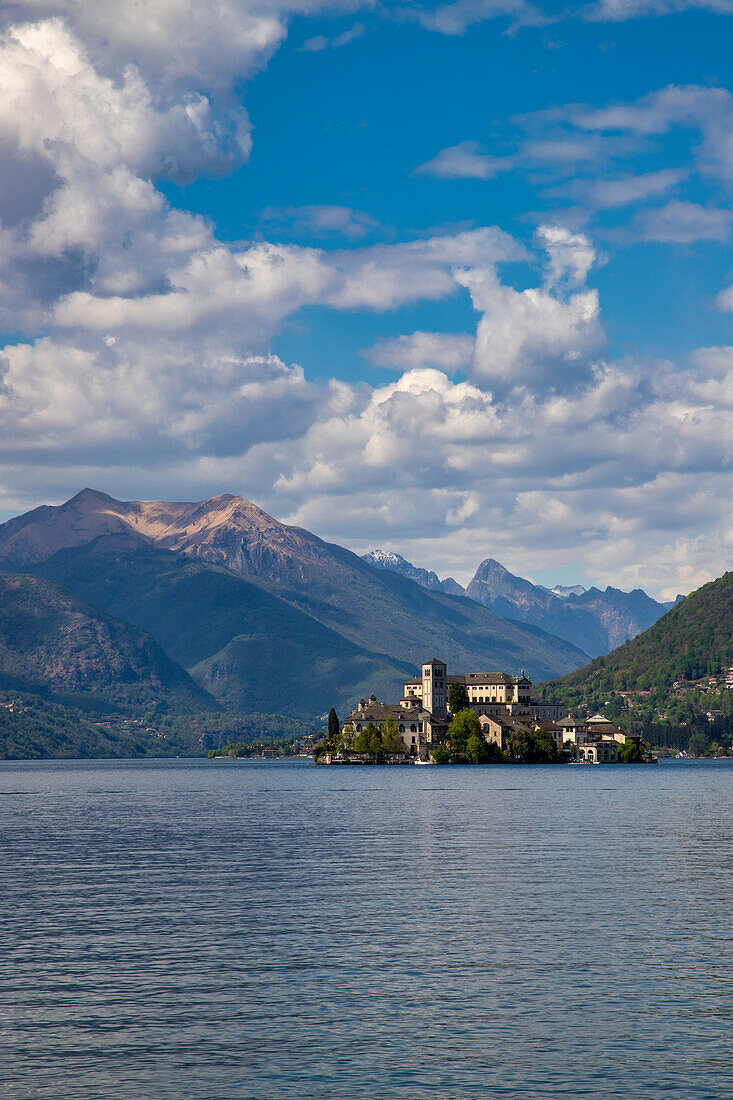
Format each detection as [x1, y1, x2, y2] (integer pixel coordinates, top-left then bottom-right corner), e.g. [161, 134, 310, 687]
[541, 571, 733, 749]
[0, 574, 215, 713]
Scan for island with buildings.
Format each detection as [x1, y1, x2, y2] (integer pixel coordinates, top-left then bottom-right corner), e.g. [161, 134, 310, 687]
[317, 657, 645, 765]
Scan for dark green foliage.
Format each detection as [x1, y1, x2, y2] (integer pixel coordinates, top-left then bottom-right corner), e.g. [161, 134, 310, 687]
[352, 718, 405, 758]
[448, 682, 470, 714]
[687, 730, 713, 757]
[506, 727, 558, 764]
[328, 708, 340, 741]
[446, 708, 481, 757]
[543, 573, 733, 700]
[207, 737, 300, 758]
[379, 717, 404, 754]
[353, 722, 379, 754]
[618, 738, 644, 763]
[0, 691, 314, 760]
[432, 708, 503, 764]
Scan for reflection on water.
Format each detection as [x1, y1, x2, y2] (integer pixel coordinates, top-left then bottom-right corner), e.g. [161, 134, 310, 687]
[1, 758, 732, 1098]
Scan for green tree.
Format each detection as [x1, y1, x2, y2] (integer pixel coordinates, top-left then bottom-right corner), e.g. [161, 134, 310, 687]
[354, 722, 380, 755]
[327, 707, 340, 748]
[618, 738, 644, 763]
[380, 717, 405, 755]
[688, 729, 712, 757]
[448, 682, 470, 715]
[466, 732, 488, 764]
[447, 709, 481, 758]
[367, 730, 383, 757]
[506, 727, 558, 764]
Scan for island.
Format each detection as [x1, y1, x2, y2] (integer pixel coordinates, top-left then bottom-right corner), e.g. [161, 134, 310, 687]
[316, 657, 650, 765]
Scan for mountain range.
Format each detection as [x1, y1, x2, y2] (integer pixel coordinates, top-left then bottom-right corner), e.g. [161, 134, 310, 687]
[0, 489, 590, 721]
[364, 549, 672, 657]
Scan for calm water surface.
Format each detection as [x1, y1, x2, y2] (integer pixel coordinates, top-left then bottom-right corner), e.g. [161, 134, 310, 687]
[1, 757, 732, 1099]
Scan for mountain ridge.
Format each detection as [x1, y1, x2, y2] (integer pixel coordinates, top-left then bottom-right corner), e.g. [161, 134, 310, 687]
[0, 491, 591, 711]
[466, 557, 670, 657]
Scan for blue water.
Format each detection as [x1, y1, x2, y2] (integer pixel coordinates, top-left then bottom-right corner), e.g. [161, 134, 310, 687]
[1, 757, 732, 1099]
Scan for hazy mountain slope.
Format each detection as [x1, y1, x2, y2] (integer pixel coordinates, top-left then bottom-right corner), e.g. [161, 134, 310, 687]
[28, 537, 415, 717]
[466, 558, 668, 657]
[0, 574, 214, 713]
[361, 550, 465, 596]
[0, 490, 590, 681]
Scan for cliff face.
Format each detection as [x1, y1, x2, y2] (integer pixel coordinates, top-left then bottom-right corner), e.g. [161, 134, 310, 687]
[466, 558, 669, 657]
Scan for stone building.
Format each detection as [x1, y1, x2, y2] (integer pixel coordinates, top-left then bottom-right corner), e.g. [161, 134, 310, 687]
[558, 713, 639, 747]
[344, 657, 565, 760]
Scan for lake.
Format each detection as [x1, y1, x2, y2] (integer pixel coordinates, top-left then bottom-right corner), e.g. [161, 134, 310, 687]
[1, 757, 732, 1098]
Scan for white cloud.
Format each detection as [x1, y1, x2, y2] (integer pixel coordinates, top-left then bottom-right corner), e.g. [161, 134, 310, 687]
[414, 0, 548, 35]
[300, 22, 365, 49]
[633, 200, 732, 242]
[570, 85, 733, 185]
[1, 3, 732, 602]
[537, 225, 597, 286]
[365, 332, 475, 371]
[259, 204, 380, 238]
[586, 0, 733, 22]
[417, 141, 513, 179]
[549, 168, 686, 210]
[448, 227, 603, 392]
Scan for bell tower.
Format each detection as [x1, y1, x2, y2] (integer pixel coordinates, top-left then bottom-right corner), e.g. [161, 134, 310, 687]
[422, 658, 447, 718]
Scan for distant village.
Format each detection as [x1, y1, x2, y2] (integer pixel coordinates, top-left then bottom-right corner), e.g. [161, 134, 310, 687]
[318, 658, 646, 765]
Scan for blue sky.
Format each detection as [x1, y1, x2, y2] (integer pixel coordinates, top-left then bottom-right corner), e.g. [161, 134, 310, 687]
[0, 0, 732, 597]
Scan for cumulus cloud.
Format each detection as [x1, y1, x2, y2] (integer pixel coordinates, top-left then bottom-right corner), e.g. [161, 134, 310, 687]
[365, 332, 475, 371]
[447, 226, 604, 392]
[416, 142, 513, 179]
[1, 2, 733, 601]
[263, 348, 733, 596]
